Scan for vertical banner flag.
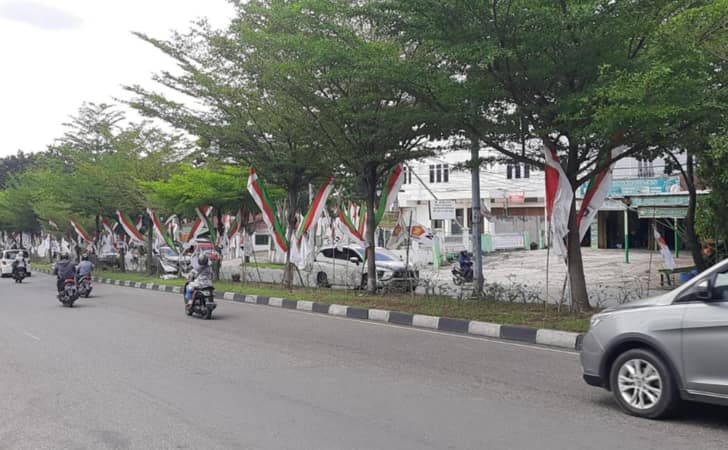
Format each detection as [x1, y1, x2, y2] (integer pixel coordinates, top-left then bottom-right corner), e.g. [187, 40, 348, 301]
[543, 141, 574, 257]
[247, 168, 289, 253]
[186, 205, 212, 243]
[116, 210, 145, 243]
[336, 207, 366, 245]
[147, 208, 177, 249]
[69, 218, 94, 242]
[227, 209, 242, 239]
[296, 177, 334, 241]
[375, 164, 405, 227]
[577, 145, 628, 240]
[195, 206, 218, 246]
[654, 226, 676, 270]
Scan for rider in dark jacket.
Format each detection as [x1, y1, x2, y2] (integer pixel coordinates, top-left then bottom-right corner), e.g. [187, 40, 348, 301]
[53, 253, 77, 294]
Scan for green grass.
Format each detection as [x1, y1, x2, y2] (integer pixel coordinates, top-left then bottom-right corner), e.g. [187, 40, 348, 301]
[35, 263, 591, 332]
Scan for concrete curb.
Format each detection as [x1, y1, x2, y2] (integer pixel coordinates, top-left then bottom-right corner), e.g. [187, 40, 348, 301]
[36, 268, 583, 350]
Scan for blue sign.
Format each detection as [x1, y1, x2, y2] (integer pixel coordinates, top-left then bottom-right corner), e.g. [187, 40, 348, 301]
[577, 176, 680, 198]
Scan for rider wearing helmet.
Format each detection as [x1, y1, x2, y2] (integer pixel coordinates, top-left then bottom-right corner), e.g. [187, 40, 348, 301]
[184, 253, 213, 308]
[76, 254, 94, 280]
[52, 253, 76, 294]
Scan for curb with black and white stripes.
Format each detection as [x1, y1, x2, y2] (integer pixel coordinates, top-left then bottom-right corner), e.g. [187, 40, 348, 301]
[36, 268, 584, 350]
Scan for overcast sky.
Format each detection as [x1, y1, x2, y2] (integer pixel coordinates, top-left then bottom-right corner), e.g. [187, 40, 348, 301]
[0, 0, 234, 157]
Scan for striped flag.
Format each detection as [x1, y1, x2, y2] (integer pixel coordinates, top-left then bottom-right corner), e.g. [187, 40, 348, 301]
[336, 207, 366, 245]
[195, 206, 218, 246]
[227, 209, 242, 239]
[69, 218, 94, 242]
[375, 164, 404, 226]
[187, 206, 212, 243]
[116, 210, 145, 243]
[247, 168, 289, 253]
[577, 145, 627, 240]
[147, 208, 176, 249]
[296, 177, 334, 242]
[543, 141, 573, 258]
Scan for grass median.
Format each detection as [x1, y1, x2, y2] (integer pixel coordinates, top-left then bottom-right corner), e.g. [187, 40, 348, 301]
[34, 263, 591, 332]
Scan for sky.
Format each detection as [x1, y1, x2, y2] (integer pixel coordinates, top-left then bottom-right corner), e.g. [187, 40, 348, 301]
[0, 0, 235, 157]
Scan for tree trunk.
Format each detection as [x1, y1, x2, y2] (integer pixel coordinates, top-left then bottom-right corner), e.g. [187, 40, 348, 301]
[365, 167, 378, 293]
[146, 217, 153, 276]
[684, 153, 706, 270]
[284, 189, 298, 289]
[567, 200, 591, 312]
[95, 214, 100, 254]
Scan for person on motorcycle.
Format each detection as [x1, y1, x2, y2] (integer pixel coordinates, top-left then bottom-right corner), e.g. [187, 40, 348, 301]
[52, 253, 76, 295]
[76, 254, 93, 280]
[458, 250, 473, 281]
[12, 252, 27, 275]
[184, 254, 213, 309]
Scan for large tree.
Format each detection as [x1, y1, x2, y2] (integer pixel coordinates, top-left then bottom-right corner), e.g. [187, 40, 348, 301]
[385, 0, 718, 310]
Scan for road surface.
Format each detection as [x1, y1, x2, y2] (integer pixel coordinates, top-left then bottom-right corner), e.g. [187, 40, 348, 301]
[1, 274, 726, 449]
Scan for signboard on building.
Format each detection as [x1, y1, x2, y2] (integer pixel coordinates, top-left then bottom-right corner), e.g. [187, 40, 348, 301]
[507, 191, 525, 203]
[378, 211, 400, 230]
[637, 207, 688, 219]
[430, 200, 456, 220]
[577, 176, 681, 198]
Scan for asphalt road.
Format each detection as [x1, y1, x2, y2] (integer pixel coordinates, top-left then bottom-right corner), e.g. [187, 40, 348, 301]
[1, 274, 727, 450]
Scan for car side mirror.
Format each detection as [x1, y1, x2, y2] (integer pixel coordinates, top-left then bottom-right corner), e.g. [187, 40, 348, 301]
[349, 257, 359, 265]
[695, 279, 712, 301]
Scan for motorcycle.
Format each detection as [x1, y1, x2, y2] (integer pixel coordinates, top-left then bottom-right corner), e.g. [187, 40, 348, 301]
[58, 278, 79, 307]
[12, 266, 27, 283]
[77, 274, 92, 298]
[452, 262, 474, 286]
[185, 285, 216, 320]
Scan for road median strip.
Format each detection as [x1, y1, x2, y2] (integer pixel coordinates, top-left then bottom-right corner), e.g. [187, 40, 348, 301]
[35, 268, 584, 350]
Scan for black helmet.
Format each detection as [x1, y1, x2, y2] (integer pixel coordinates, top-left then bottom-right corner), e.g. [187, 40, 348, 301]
[198, 254, 209, 267]
[81, 255, 88, 261]
[60, 252, 69, 260]
[460, 250, 468, 256]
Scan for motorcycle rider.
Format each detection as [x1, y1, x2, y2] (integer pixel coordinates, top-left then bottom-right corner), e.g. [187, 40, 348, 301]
[52, 253, 76, 295]
[458, 250, 473, 281]
[11, 252, 27, 277]
[76, 254, 94, 280]
[184, 254, 213, 309]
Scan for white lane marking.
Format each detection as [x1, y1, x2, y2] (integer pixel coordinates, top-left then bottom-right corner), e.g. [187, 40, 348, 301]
[24, 332, 40, 341]
[220, 297, 579, 356]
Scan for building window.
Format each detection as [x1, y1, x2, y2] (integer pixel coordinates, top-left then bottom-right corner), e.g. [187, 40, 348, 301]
[254, 234, 269, 246]
[403, 166, 412, 184]
[507, 163, 530, 180]
[429, 164, 449, 183]
[432, 219, 444, 229]
[638, 160, 655, 178]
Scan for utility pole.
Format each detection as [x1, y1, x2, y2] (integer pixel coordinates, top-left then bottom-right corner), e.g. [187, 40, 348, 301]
[470, 134, 484, 292]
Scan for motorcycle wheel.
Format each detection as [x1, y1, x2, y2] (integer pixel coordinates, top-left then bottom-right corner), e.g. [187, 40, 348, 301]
[205, 308, 212, 320]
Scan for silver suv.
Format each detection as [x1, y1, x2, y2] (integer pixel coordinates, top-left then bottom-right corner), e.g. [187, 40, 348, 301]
[581, 258, 728, 419]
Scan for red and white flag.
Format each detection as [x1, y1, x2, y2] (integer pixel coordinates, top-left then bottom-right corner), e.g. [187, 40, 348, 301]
[577, 145, 628, 240]
[116, 210, 145, 244]
[247, 168, 289, 253]
[375, 164, 404, 227]
[296, 177, 334, 242]
[654, 226, 676, 270]
[69, 218, 94, 243]
[543, 141, 573, 257]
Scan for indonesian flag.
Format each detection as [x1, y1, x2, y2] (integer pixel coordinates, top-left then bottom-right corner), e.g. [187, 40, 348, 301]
[147, 208, 176, 249]
[69, 218, 94, 242]
[186, 205, 212, 243]
[247, 168, 289, 253]
[135, 215, 143, 231]
[116, 210, 145, 243]
[654, 226, 676, 270]
[543, 141, 573, 257]
[577, 145, 628, 240]
[375, 164, 404, 227]
[296, 177, 334, 242]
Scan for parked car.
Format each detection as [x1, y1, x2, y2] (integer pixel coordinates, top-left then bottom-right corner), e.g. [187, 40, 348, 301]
[153, 246, 191, 274]
[191, 240, 220, 262]
[97, 250, 121, 268]
[0, 249, 31, 277]
[311, 245, 418, 291]
[581, 257, 728, 419]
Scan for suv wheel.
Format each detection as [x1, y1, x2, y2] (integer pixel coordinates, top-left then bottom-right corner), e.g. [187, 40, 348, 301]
[609, 348, 678, 419]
